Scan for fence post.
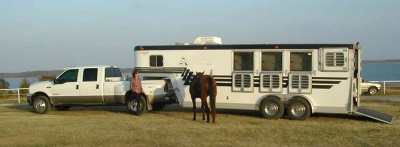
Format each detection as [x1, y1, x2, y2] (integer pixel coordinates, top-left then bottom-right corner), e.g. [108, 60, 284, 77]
[18, 88, 21, 103]
[383, 81, 386, 94]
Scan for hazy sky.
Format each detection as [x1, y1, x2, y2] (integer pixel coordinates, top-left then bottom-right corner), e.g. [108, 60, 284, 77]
[1, 0, 399, 73]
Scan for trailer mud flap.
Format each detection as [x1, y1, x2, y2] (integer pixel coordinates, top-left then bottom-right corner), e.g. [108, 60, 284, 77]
[355, 107, 394, 124]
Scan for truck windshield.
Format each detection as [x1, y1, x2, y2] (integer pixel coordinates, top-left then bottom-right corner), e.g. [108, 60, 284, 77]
[105, 68, 122, 78]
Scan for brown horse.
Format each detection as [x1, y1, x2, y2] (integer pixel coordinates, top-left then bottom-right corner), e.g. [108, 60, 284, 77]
[189, 72, 217, 123]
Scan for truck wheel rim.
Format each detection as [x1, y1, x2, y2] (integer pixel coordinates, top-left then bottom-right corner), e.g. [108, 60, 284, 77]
[129, 100, 138, 112]
[34, 99, 46, 112]
[370, 89, 376, 95]
[265, 102, 278, 116]
[291, 103, 306, 117]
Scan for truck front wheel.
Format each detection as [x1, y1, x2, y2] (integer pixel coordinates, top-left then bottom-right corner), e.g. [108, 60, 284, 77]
[33, 96, 50, 114]
[127, 96, 146, 116]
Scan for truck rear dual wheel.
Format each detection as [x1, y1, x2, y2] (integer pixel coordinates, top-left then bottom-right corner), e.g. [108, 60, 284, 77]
[127, 96, 147, 116]
[33, 96, 50, 114]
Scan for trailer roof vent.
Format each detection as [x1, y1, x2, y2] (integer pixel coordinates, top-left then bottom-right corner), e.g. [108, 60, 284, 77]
[194, 37, 222, 45]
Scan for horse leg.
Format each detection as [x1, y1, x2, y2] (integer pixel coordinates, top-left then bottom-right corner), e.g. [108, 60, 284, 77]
[192, 97, 196, 121]
[203, 97, 210, 123]
[201, 101, 205, 121]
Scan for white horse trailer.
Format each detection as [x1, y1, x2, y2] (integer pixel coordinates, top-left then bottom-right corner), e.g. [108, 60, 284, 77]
[133, 40, 394, 123]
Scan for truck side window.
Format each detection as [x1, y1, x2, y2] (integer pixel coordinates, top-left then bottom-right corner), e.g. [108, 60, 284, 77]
[83, 68, 98, 82]
[150, 55, 163, 67]
[261, 52, 283, 71]
[290, 52, 312, 71]
[58, 69, 78, 83]
[105, 68, 122, 78]
[234, 52, 254, 71]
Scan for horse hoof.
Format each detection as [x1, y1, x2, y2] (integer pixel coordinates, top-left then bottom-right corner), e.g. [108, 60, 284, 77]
[193, 118, 196, 121]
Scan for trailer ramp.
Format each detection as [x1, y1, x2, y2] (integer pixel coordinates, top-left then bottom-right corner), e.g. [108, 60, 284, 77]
[355, 107, 394, 124]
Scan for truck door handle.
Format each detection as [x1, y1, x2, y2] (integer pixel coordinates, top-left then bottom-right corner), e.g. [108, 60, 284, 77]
[96, 84, 99, 89]
[76, 85, 79, 89]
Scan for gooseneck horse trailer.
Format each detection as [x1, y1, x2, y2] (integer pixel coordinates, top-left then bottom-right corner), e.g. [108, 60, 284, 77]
[133, 37, 394, 123]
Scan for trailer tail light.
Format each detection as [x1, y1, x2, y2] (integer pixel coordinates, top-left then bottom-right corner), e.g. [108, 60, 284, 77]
[274, 45, 279, 49]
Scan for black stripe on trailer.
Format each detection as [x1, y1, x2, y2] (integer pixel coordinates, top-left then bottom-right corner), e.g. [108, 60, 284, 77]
[134, 44, 354, 51]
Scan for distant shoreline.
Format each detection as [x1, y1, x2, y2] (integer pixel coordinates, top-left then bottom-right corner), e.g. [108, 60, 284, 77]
[1, 60, 400, 78]
[362, 59, 400, 64]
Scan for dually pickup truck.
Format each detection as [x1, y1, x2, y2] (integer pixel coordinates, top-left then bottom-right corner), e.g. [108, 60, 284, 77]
[27, 65, 173, 115]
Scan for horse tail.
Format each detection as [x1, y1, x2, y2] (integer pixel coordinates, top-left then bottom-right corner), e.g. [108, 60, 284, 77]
[207, 76, 217, 123]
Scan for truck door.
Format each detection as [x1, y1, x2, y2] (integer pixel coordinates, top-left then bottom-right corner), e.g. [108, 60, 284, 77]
[51, 69, 80, 104]
[79, 68, 103, 103]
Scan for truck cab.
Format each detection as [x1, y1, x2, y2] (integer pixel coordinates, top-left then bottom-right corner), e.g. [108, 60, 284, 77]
[27, 65, 169, 115]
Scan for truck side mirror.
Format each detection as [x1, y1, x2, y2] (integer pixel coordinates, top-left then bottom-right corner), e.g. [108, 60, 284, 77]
[53, 77, 58, 84]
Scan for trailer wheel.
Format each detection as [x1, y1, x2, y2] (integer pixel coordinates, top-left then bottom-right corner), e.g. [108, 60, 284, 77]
[33, 95, 50, 114]
[260, 97, 284, 119]
[287, 98, 311, 120]
[127, 96, 146, 116]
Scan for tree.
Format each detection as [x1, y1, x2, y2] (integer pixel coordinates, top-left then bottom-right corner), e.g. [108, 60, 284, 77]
[0, 78, 10, 98]
[19, 78, 30, 94]
[38, 75, 55, 81]
[0, 78, 10, 89]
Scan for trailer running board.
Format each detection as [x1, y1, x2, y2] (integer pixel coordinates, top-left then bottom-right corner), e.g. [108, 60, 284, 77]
[355, 107, 394, 124]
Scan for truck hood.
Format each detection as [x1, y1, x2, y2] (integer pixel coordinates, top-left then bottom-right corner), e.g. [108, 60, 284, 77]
[29, 81, 52, 94]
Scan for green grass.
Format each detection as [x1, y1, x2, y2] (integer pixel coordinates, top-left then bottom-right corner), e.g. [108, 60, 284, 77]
[0, 101, 399, 146]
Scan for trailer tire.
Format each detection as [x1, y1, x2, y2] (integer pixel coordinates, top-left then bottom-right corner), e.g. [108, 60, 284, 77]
[127, 96, 147, 116]
[287, 98, 311, 120]
[260, 97, 284, 119]
[33, 95, 50, 114]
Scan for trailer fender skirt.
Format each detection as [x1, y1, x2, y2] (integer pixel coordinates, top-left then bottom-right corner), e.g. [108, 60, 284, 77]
[355, 107, 394, 124]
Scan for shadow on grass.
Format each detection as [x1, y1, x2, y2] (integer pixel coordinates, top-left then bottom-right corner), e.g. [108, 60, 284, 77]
[158, 104, 388, 124]
[4, 103, 130, 114]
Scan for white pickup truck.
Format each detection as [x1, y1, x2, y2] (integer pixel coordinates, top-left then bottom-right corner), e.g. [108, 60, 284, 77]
[27, 65, 173, 115]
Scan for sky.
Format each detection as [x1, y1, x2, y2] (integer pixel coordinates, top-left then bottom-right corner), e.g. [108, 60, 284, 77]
[1, 0, 399, 73]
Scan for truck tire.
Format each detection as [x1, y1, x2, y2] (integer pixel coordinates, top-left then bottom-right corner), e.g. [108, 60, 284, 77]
[368, 87, 378, 96]
[287, 98, 311, 120]
[33, 95, 50, 114]
[127, 96, 146, 116]
[152, 103, 166, 111]
[260, 97, 284, 119]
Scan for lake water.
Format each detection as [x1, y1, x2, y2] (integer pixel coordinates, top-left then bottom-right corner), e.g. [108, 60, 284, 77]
[4, 63, 400, 89]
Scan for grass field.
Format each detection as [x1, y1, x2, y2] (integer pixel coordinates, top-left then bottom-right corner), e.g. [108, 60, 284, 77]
[0, 100, 399, 146]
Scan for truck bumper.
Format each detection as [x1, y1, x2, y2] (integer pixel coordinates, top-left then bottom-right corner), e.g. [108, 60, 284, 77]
[26, 94, 33, 106]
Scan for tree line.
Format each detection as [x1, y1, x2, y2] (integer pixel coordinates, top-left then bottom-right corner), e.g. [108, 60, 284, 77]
[0, 76, 54, 96]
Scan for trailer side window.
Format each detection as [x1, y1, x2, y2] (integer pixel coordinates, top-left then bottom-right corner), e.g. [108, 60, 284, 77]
[290, 52, 312, 71]
[326, 52, 344, 67]
[150, 55, 163, 67]
[234, 52, 253, 71]
[321, 48, 348, 72]
[261, 52, 282, 71]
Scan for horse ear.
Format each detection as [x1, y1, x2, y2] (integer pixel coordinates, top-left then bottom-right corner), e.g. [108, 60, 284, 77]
[202, 71, 205, 74]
